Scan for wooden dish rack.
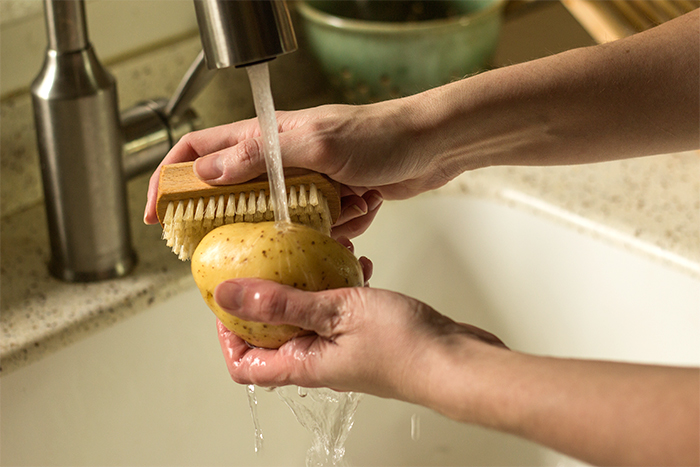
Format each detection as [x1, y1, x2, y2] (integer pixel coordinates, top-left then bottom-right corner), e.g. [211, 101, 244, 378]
[560, 0, 699, 43]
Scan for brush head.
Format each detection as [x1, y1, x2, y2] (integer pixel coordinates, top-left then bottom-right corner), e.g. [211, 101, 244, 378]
[156, 161, 341, 260]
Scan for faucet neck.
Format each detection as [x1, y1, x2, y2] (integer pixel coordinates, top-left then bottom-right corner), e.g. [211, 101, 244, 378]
[44, 0, 89, 53]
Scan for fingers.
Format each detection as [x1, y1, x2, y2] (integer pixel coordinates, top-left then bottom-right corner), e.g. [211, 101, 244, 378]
[143, 112, 329, 224]
[216, 318, 319, 387]
[191, 113, 330, 185]
[214, 278, 361, 388]
[359, 257, 373, 286]
[214, 278, 351, 337]
[332, 191, 383, 239]
[192, 137, 268, 185]
[143, 119, 264, 224]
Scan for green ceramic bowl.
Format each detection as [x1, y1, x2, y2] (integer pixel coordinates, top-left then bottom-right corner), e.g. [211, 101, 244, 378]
[296, 0, 506, 103]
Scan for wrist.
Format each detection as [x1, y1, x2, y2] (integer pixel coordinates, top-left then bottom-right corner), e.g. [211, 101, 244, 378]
[401, 332, 517, 427]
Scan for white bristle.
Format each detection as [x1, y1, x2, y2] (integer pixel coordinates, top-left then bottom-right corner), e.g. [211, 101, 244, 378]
[225, 193, 236, 224]
[183, 199, 195, 221]
[264, 194, 275, 221]
[254, 190, 266, 222]
[163, 201, 175, 246]
[172, 201, 185, 249]
[162, 183, 333, 261]
[202, 196, 215, 231]
[298, 185, 308, 208]
[214, 195, 225, 228]
[309, 184, 320, 207]
[289, 185, 298, 209]
[235, 192, 246, 222]
[194, 197, 205, 222]
[245, 191, 256, 222]
[183, 200, 196, 257]
[297, 185, 310, 225]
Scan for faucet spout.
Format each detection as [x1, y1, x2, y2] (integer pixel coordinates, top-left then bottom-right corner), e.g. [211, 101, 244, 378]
[194, 0, 297, 69]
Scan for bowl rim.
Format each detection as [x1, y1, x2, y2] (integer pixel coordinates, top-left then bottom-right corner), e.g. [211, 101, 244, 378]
[296, 0, 506, 32]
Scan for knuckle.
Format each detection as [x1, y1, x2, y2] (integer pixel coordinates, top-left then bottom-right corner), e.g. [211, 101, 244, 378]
[254, 286, 289, 322]
[222, 138, 264, 179]
[176, 132, 198, 153]
[236, 138, 262, 166]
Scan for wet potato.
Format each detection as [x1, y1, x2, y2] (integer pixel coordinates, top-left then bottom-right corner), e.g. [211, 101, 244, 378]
[191, 221, 363, 348]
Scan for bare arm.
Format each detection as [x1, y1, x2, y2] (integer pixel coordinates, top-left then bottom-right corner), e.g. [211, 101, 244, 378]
[409, 8, 700, 175]
[420, 336, 700, 466]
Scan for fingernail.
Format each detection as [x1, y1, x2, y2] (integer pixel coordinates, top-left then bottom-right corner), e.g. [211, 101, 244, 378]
[351, 204, 367, 216]
[194, 155, 223, 181]
[143, 202, 151, 225]
[216, 281, 244, 312]
[368, 193, 383, 211]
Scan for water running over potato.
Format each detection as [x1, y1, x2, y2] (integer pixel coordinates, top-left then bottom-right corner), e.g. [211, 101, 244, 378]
[243, 62, 362, 466]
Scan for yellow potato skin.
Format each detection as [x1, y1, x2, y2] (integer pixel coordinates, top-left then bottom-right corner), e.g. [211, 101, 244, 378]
[191, 221, 363, 348]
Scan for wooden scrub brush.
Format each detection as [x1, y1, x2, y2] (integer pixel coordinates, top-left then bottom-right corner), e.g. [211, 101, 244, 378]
[156, 161, 341, 260]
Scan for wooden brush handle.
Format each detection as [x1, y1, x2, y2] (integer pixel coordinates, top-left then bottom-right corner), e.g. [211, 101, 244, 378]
[156, 161, 342, 225]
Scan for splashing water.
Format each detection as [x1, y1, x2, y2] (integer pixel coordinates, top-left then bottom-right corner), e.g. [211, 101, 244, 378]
[277, 387, 363, 467]
[246, 62, 290, 226]
[244, 386, 362, 465]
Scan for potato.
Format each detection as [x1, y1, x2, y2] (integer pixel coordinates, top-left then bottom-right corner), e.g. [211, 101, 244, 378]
[191, 221, 363, 348]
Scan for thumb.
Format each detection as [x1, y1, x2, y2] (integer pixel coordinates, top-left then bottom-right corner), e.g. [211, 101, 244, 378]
[193, 126, 324, 185]
[193, 138, 268, 185]
[214, 278, 350, 337]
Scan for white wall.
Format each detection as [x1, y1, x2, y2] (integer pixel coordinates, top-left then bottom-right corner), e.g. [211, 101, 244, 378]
[0, 0, 198, 97]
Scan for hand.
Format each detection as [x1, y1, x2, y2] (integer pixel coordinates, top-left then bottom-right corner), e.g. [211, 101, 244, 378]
[213, 273, 506, 402]
[144, 101, 457, 238]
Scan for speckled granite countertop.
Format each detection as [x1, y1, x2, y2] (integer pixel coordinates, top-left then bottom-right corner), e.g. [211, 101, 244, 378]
[447, 151, 700, 276]
[2, 6, 699, 375]
[1, 175, 193, 374]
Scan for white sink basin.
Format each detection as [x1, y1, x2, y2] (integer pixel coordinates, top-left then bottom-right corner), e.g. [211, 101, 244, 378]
[2, 195, 698, 466]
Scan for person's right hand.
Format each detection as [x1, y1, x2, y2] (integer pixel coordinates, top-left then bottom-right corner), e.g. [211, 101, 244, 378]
[144, 99, 459, 238]
[214, 277, 508, 402]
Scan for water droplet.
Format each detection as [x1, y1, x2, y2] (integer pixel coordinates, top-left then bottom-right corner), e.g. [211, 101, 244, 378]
[410, 413, 421, 441]
[245, 384, 264, 453]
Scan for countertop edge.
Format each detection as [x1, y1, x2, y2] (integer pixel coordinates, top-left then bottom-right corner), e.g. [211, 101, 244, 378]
[0, 273, 194, 375]
[449, 176, 700, 279]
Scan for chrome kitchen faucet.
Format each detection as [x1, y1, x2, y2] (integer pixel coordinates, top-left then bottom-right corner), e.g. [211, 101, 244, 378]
[31, 0, 297, 282]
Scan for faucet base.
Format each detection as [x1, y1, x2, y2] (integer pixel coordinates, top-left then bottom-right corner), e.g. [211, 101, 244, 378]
[49, 251, 137, 283]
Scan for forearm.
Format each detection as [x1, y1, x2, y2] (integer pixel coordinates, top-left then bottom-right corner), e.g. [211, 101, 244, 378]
[414, 338, 700, 466]
[405, 10, 699, 175]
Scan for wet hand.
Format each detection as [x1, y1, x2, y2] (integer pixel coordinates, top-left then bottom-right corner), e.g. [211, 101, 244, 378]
[214, 276, 506, 402]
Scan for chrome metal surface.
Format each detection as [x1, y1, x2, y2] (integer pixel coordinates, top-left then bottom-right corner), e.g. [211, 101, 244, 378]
[32, 0, 298, 281]
[32, 0, 136, 282]
[44, 0, 88, 52]
[194, 0, 297, 69]
[122, 100, 199, 179]
[164, 51, 216, 120]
